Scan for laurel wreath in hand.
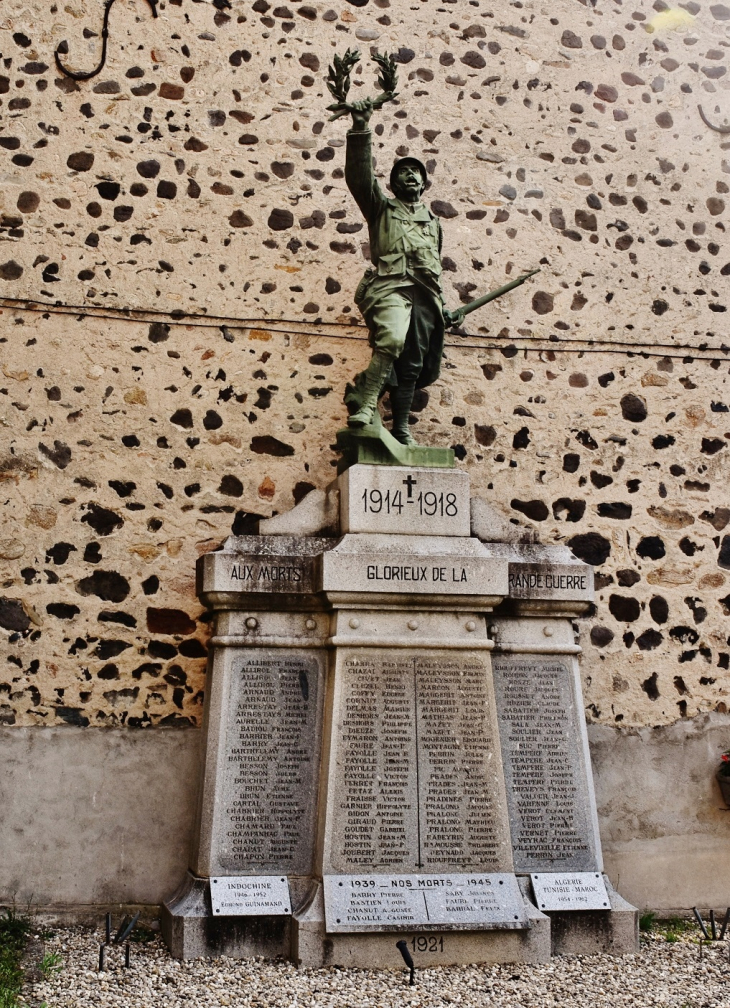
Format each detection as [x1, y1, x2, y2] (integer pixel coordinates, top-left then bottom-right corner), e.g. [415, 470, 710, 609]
[326, 48, 399, 121]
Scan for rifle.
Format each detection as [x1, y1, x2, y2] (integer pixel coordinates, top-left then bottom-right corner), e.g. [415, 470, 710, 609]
[446, 268, 540, 328]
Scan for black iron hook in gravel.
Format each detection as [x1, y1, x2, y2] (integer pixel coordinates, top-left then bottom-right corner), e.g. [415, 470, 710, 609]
[54, 0, 158, 81]
[693, 907, 730, 961]
[98, 911, 140, 971]
[396, 940, 415, 986]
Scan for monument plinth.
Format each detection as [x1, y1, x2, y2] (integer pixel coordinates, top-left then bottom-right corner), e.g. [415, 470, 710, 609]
[161, 464, 637, 965]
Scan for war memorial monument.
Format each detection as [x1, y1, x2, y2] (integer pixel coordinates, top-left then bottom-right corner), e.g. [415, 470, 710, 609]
[3, 0, 730, 987]
[162, 53, 638, 965]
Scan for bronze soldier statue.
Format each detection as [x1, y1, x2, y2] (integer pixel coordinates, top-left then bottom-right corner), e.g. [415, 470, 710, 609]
[328, 51, 538, 453]
[342, 97, 456, 446]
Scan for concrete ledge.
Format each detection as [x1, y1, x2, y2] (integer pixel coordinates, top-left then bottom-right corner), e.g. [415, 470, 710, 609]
[0, 726, 201, 907]
[5, 712, 730, 916]
[544, 876, 639, 957]
[588, 711, 730, 911]
[161, 873, 291, 960]
[292, 880, 551, 968]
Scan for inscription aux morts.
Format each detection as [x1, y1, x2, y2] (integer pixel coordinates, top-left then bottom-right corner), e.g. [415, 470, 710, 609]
[224, 555, 317, 593]
[507, 564, 592, 600]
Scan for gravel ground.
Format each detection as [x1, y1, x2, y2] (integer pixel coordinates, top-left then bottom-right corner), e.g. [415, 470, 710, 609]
[28, 927, 730, 1008]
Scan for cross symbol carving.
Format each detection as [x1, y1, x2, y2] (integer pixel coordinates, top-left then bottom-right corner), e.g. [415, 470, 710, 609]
[402, 475, 417, 499]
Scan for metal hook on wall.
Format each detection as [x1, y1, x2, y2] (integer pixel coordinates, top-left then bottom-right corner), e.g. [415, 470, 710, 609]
[698, 104, 730, 135]
[54, 0, 158, 81]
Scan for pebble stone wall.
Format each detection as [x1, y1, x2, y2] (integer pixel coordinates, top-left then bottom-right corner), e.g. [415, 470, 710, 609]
[1, 0, 729, 734]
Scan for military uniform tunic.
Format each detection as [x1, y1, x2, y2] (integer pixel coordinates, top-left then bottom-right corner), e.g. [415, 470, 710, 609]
[345, 128, 446, 389]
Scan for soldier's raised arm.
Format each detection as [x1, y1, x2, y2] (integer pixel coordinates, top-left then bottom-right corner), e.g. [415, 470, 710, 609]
[345, 98, 386, 220]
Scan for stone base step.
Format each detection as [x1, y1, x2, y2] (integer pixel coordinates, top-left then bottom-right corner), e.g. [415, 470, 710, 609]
[162, 874, 639, 963]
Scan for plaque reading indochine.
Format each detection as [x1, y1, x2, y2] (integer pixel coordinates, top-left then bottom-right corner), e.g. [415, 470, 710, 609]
[323, 873, 527, 931]
[209, 649, 323, 875]
[210, 876, 291, 916]
[492, 655, 599, 873]
[324, 649, 513, 875]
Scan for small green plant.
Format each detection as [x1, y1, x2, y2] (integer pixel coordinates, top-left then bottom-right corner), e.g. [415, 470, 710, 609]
[129, 924, 157, 944]
[0, 906, 62, 1006]
[0, 907, 32, 1008]
[653, 916, 695, 943]
[38, 951, 62, 979]
[639, 911, 656, 932]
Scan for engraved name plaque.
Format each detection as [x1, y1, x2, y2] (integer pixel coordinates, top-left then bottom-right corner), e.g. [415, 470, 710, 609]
[209, 649, 323, 875]
[210, 876, 291, 916]
[530, 872, 609, 911]
[323, 873, 527, 931]
[492, 656, 599, 873]
[324, 649, 512, 875]
[340, 465, 470, 537]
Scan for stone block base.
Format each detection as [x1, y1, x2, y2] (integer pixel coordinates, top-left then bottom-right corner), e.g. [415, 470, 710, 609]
[161, 873, 291, 960]
[162, 874, 637, 963]
[292, 881, 551, 968]
[544, 877, 639, 956]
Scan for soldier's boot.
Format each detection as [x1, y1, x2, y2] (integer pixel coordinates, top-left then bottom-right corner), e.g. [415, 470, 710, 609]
[347, 351, 392, 428]
[390, 382, 418, 446]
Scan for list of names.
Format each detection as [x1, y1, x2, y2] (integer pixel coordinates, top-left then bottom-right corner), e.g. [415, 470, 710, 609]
[492, 656, 598, 872]
[212, 649, 322, 874]
[329, 650, 511, 873]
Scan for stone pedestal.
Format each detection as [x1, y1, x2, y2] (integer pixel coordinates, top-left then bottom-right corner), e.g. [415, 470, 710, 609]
[542, 876, 639, 957]
[161, 872, 293, 960]
[474, 543, 637, 955]
[162, 464, 637, 962]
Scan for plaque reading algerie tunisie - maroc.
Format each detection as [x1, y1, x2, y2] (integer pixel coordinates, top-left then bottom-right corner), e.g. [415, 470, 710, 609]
[530, 873, 610, 912]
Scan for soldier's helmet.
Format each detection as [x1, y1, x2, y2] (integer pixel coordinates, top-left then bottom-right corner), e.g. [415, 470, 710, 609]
[389, 156, 428, 192]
